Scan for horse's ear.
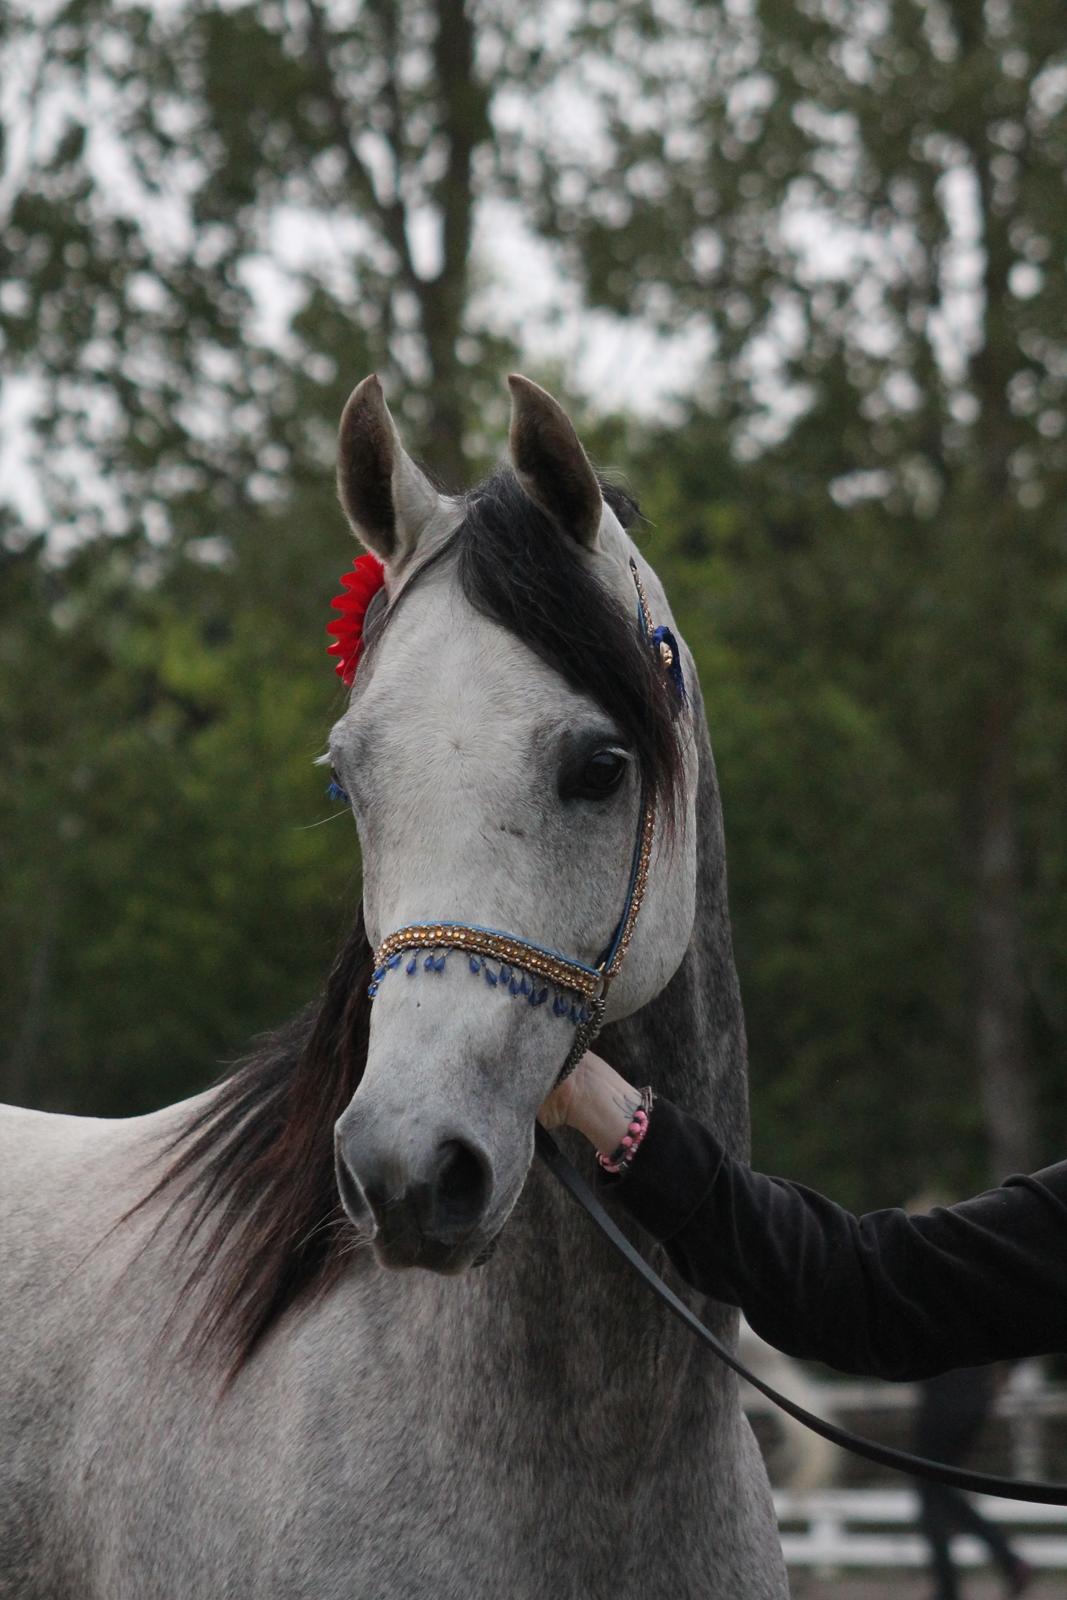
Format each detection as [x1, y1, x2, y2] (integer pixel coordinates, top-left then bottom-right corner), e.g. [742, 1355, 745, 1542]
[337, 375, 446, 565]
[507, 375, 603, 551]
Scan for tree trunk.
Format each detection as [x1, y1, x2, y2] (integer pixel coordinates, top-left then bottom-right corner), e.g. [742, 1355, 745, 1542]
[413, 0, 486, 487]
[305, 0, 486, 485]
[953, 3, 1034, 1179]
[973, 689, 1033, 1176]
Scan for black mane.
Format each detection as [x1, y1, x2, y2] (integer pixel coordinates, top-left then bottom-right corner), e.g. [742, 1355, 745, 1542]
[142, 469, 686, 1373]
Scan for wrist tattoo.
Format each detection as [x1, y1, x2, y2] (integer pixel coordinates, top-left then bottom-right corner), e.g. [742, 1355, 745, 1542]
[612, 1089, 641, 1121]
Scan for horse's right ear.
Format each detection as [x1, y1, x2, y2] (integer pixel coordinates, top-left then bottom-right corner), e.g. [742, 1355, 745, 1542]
[337, 376, 446, 567]
[507, 374, 603, 550]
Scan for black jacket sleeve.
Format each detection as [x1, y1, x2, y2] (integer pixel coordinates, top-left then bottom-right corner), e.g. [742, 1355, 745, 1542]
[613, 1096, 1067, 1381]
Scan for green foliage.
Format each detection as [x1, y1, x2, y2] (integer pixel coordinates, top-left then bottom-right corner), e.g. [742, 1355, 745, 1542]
[0, 532, 360, 1115]
[626, 418, 977, 1205]
[561, 0, 1067, 1184]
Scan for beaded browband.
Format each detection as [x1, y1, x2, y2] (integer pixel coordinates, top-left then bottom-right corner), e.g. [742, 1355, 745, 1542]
[367, 559, 679, 1083]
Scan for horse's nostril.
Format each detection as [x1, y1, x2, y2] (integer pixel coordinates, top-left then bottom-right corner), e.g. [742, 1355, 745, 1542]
[432, 1139, 490, 1235]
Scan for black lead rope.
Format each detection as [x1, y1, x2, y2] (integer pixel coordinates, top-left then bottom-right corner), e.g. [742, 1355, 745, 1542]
[535, 1126, 1067, 1506]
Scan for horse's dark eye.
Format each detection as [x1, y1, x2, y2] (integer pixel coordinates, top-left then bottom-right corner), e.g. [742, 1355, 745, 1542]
[575, 749, 627, 799]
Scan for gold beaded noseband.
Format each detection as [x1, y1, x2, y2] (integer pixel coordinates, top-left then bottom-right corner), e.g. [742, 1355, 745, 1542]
[367, 560, 680, 1084]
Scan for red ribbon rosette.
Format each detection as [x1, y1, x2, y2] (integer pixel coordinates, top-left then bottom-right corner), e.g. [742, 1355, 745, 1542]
[326, 553, 386, 685]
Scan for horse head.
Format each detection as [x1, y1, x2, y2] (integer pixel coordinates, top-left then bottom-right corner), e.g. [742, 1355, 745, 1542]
[329, 375, 699, 1271]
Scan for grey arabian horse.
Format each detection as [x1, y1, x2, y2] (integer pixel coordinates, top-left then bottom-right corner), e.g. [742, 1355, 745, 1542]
[0, 377, 787, 1597]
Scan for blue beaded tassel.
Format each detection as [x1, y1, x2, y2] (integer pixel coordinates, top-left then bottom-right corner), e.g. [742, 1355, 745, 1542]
[367, 942, 588, 1033]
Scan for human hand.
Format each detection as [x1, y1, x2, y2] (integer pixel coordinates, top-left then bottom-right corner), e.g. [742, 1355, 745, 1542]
[537, 1050, 643, 1152]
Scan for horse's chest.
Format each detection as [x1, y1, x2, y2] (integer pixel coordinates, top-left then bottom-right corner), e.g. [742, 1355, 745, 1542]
[47, 1270, 787, 1598]
[60, 1378, 762, 1599]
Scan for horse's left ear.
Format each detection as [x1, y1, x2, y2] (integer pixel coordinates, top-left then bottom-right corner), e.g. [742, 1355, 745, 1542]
[337, 375, 447, 566]
[507, 375, 603, 550]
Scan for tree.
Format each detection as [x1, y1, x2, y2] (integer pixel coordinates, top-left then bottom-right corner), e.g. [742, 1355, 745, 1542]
[0, 0, 511, 1107]
[3, 0, 1064, 1205]
[0, 0, 593, 1110]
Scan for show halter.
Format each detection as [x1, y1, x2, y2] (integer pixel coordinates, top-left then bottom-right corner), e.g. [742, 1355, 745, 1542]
[359, 558, 672, 1086]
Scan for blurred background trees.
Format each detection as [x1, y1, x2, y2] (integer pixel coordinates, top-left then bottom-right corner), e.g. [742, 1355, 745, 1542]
[2, 0, 1065, 1208]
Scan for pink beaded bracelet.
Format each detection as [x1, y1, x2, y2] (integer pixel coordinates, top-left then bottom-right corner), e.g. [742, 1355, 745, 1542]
[596, 1086, 654, 1176]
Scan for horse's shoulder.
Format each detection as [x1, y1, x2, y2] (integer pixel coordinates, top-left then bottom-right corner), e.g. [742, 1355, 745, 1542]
[0, 1098, 203, 1402]
[0, 1102, 184, 1591]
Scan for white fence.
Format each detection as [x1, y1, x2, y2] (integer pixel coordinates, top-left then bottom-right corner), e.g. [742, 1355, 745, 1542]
[774, 1488, 1067, 1570]
[737, 1350, 1067, 1570]
[741, 1350, 1067, 1487]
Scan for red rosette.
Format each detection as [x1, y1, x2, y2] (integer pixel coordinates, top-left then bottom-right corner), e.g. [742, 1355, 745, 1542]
[326, 553, 386, 685]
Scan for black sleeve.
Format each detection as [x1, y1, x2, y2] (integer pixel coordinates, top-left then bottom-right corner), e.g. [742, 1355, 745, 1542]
[612, 1096, 1067, 1380]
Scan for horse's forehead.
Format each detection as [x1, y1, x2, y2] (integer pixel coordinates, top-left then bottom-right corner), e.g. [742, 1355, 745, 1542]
[378, 501, 633, 672]
[336, 571, 603, 772]
[380, 571, 517, 673]
[399, 569, 593, 691]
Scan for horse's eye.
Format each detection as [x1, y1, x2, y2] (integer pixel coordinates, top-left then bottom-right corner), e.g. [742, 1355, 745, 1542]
[574, 749, 628, 800]
[326, 769, 351, 805]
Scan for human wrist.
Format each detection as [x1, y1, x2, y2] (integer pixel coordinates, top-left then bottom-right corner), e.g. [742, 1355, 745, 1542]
[596, 1087, 653, 1175]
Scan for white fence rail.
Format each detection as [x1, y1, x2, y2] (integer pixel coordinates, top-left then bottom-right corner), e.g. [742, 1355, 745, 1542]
[774, 1489, 1067, 1570]
[741, 1349, 1067, 1489]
